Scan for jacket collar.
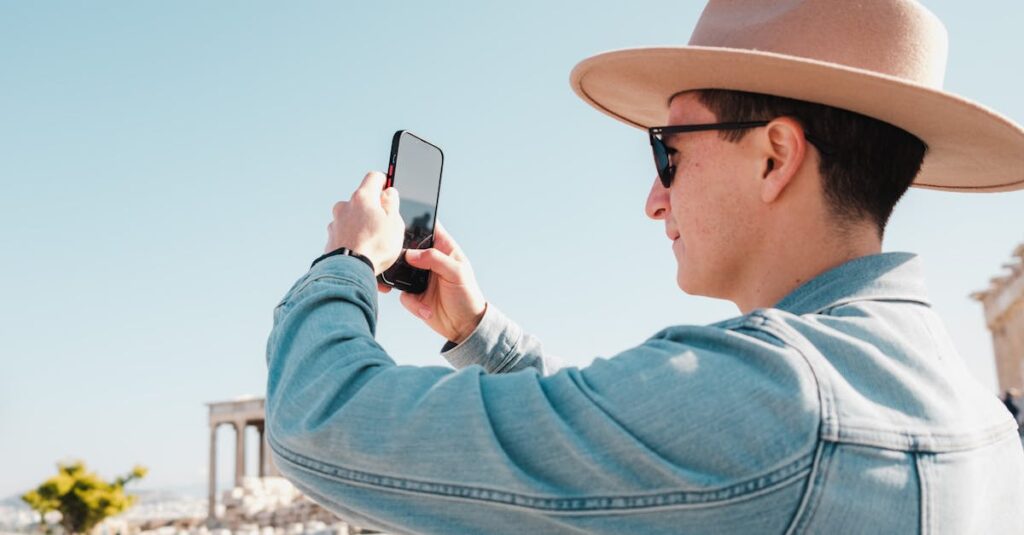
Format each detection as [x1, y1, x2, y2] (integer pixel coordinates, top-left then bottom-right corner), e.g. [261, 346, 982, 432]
[772, 252, 931, 315]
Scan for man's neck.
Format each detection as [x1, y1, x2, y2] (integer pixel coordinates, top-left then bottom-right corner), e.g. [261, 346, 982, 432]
[731, 224, 882, 314]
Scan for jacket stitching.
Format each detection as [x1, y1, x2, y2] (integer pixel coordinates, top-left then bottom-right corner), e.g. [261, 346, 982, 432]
[831, 421, 1018, 452]
[268, 432, 814, 513]
[799, 441, 835, 533]
[783, 439, 824, 535]
[915, 452, 932, 535]
[742, 311, 845, 535]
[789, 441, 835, 534]
[749, 312, 838, 441]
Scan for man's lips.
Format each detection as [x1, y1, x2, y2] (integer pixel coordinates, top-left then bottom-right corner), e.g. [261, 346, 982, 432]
[670, 230, 684, 251]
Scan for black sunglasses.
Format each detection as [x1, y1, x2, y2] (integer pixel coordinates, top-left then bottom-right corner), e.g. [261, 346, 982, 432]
[647, 121, 834, 188]
[648, 121, 769, 188]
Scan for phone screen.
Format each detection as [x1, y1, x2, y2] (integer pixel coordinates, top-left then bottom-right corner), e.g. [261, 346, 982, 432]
[379, 130, 443, 293]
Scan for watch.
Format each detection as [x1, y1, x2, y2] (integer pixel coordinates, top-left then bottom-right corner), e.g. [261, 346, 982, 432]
[311, 247, 375, 272]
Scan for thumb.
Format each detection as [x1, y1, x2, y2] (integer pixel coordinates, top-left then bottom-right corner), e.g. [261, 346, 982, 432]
[381, 187, 400, 215]
[404, 248, 461, 282]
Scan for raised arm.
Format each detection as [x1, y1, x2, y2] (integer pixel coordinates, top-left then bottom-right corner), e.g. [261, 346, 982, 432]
[264, 255, 820, 534]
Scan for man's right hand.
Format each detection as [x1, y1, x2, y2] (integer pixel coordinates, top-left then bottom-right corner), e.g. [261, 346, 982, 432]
[379, 221, 487, 346]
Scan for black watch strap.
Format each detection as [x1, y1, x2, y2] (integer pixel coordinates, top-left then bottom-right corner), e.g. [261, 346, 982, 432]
[311, 247, 375, 272]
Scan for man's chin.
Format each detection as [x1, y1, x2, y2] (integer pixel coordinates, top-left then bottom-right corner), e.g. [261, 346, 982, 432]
[676, 245, 718, 297]
[677, 267, 716, 298]
[677, 269, 699, 295]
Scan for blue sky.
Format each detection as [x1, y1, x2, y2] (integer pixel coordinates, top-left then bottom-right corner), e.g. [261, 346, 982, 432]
[2, 1, 1023, 499]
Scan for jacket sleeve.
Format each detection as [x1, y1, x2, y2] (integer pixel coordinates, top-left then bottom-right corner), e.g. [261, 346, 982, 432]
[438, 302, 565, 376]
[264, 255, 820, 535]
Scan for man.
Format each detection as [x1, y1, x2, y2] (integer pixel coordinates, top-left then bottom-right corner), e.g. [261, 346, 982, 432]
[265, 1, 1024, 533]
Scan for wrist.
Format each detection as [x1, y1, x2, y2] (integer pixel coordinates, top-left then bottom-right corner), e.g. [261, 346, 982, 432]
[311, 247, 375, 273]
[452, 302, 488, 345]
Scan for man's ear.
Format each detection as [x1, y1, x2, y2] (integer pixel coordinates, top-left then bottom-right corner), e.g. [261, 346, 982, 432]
[759, 117, 808, 204]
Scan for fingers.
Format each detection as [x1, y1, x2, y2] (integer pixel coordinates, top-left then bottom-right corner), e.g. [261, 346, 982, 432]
[377, 281, 392, 293]
[358, 171, 387, 194]
[336, 172, 400, 227]
[381, 187, 400, 217]
[432, 220, 462, 258]
[325, 221, 334, 253]
[404, 247, 462, 283]
[351, 171, 387, 205]
[332, 200, 348, 219]
[400, 290, 433, 320]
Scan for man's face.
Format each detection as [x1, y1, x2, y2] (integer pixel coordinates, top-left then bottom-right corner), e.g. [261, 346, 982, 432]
[645, 92, 764, 300]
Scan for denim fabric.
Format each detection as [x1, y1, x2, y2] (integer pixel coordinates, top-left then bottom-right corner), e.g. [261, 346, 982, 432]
[265, 252, 1024, 534]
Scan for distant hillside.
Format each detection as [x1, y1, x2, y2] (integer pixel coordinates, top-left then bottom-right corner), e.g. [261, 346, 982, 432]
[0, 495, 27, 510]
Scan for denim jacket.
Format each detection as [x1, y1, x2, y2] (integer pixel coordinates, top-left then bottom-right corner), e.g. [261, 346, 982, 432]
[265, 252, 1024, 534]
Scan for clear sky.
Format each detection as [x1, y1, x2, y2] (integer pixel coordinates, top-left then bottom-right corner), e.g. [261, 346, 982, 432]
[2, 1, 1023, 499]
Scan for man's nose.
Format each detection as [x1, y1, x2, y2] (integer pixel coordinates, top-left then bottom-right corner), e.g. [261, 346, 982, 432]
[645, 175, 669, 220]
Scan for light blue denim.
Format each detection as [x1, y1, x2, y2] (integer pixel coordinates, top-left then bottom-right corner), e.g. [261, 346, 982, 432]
[265, 252, 1024, 534]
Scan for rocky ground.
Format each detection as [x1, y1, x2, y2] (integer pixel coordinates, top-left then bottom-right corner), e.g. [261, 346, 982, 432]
[1, 478, 389, 535]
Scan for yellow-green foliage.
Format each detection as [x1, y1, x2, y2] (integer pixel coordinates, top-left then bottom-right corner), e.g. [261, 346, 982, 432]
[22, 461, 147, 535]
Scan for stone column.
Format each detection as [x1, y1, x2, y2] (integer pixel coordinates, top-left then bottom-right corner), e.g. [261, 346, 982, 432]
[208, 424, 218, 520]
[257, 422, 266, 478]
[234, 420, 247, 487]
[1012, 308, 1024, 388]
[994, 323, 1010, 392]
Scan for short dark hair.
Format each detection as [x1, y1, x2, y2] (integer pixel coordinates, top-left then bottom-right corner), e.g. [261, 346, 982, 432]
[692, 89, 928, 237]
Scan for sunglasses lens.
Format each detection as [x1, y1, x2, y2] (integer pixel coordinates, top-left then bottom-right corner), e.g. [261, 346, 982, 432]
[651, 136, 672, 188]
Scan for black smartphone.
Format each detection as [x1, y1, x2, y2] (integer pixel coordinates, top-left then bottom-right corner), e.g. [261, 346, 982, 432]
[377, 130, 444, 294]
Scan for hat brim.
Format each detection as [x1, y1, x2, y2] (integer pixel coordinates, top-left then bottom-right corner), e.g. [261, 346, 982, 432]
[570, 46, 1024, 192]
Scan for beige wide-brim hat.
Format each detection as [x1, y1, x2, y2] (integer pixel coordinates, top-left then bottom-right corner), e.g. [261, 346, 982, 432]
[570, 0, 1024, 192]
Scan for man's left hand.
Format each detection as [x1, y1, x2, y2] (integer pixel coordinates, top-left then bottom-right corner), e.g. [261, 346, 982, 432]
[325, 171, 405, 276]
